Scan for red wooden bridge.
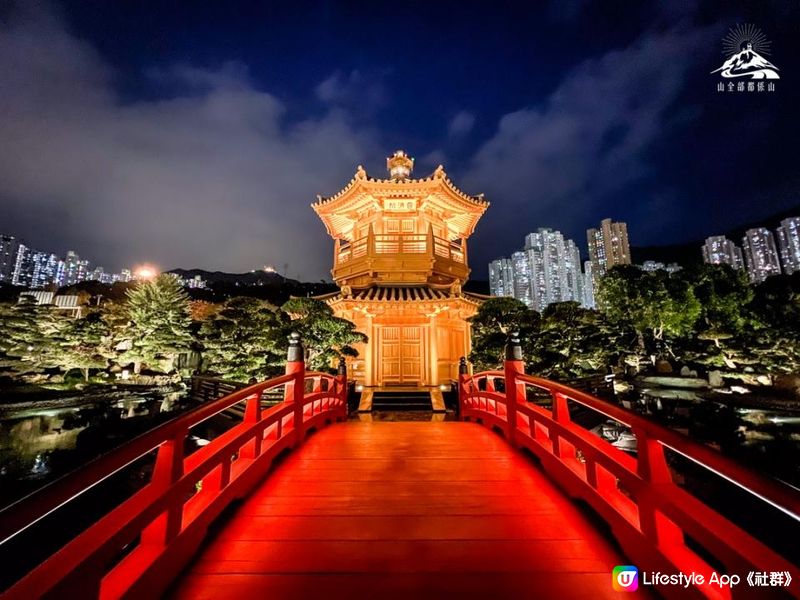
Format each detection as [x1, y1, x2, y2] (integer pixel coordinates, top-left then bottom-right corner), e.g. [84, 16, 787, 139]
[1, 333, 798, 599]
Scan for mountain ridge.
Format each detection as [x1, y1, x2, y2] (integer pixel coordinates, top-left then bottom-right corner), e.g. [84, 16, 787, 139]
[632, 203, 800, 266]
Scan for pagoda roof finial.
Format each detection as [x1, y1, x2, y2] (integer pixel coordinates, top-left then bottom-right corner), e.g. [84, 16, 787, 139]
[387, 149, 414, 181]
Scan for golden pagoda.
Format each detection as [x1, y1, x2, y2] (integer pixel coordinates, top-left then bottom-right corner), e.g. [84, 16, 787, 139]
[312, 150, 489, 407]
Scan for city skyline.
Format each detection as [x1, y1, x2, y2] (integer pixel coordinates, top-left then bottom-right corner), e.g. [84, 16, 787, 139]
[1, 2, 799, 279]
[490, 213, 800, 309]
[6, 210, 800, 291]
[1, 234, 134, 289]
[701, 217, 800, 284]
[490, 224, 605, 311]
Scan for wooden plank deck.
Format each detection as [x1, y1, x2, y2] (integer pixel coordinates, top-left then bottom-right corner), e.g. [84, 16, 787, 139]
[171, 421, 630, 599]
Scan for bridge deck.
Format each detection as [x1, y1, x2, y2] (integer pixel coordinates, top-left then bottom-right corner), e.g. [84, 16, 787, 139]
[172, 421, 627, 599]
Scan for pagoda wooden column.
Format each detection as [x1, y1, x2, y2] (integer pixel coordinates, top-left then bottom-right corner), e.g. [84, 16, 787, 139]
[364, 313, 374, 387]
[429, 312, 438, 387]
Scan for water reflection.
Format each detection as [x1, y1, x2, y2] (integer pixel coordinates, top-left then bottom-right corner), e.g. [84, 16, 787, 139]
[604, 388, 800, 487]
[0, 388, 189, 509]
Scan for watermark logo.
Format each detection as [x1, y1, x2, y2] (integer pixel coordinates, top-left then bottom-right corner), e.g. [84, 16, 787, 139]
[613, 565, 639, 592]
[713, 24, 779, 92]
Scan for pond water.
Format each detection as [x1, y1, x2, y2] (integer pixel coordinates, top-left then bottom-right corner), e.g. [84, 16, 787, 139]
[0, 387, 194, 510]
[616, 388, 800, 488]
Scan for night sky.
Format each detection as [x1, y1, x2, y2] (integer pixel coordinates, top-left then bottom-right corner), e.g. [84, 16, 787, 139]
[1, 1, 798, 280]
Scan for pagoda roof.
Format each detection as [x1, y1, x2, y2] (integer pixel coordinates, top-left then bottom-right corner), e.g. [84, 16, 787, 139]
[312, 164, 489, 239]
[314, 286, 485, 306]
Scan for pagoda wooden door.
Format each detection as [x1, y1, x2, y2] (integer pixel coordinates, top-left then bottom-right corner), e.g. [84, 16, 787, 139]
[380, 326, 422, 385]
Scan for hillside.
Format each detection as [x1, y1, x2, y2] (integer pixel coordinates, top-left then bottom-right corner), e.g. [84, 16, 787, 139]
[632, 203, 800, 266]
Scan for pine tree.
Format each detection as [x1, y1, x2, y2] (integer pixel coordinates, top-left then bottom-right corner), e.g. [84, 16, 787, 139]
[281, 297, 367, 372]
[124, 275, 192, 374]
[198, 297, 286, 381]
[57, 310, 112, 382]
[0, 298, 65, 377]
[467, 297, 539, 370]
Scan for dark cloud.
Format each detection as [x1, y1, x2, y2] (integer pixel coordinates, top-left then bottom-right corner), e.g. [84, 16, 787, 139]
[315, 69, 388, 114]
[1, 2, 795, 281]
[0, 3, 381, 278]
[448, 111, 475, 138]
[462, 26, 713, 267]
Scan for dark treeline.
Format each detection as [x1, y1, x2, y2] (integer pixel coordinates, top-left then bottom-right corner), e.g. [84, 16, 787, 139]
[0, 275, 364, 389]
[469, 265, 800, 383]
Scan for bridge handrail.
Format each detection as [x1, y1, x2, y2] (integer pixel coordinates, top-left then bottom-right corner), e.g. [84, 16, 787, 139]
[459, 348, 799, 599]
[0, 335, 348, 599]
[0, 373, 294, 546]
[460, 369, 800, 518]
[515, 372, 800, 518]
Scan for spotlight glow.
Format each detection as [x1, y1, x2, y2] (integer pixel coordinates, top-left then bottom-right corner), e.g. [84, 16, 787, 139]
[134, 265, 158, 280]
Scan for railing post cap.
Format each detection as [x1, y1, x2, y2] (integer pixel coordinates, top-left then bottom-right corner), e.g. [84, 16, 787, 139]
[337, 356, 347, 375]
[458, 356, 468, 374]
[504, 331, 523, 361]
[287, 331, 304, 363]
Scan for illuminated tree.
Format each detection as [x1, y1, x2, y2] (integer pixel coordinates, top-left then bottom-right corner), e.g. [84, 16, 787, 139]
[57, 310, 111, 381]
[124, 275, 192, 374]
[199, 297, 286, 381]
[529, 301, 621, 379]
[0, 298, 64, 376]
[467, 297, 538, 370]
[597, 265, 700, 357]
[280, 297, 367, 372]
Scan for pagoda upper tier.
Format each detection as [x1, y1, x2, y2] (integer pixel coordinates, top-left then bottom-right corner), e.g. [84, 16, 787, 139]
[312, 151, 489, 289]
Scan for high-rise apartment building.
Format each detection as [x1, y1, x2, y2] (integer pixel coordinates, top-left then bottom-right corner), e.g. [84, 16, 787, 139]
[489, 229, 588, 311]
[523, 228, 583, 311]
[702, 236, 744, 270]
[586, 218, 631, 276]
[30, 252, 59, 288]
[742, 228, 782, 283]
[775, 217, 800, 275]
[488, 258, 515, 297]
[511, 251, 533, 307]
[583, 260, 595, 309]
[11, 244, 32, 286]
[55, 261, 68, 286]
[0, 235, 21, 283]
[62, 251, 81, 286]
[3, 234, 131, 289]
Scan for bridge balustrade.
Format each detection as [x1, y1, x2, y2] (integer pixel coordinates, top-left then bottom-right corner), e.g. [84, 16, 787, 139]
[2, 330, 798, 599]
[458, 333, 800, 600]
[0, 333, 347, 600]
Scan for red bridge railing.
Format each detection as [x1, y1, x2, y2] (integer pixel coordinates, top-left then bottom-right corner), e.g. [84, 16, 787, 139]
[0, 332, 347, 599]
[458, 334, 800, 600]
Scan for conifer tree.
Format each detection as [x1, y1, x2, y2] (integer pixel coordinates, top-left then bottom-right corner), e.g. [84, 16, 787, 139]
[0, 298, 64, 376]
[57, 310, 111, 382]
[281, 297, 367, 372]
[198, 297, 286, 381]
[124, 275, 192, 374]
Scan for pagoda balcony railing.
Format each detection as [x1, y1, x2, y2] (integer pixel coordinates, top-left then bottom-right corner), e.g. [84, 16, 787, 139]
[336, 233, 465, 265]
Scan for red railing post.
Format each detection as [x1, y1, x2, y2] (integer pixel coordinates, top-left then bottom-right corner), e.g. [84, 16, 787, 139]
[141, 427, 186, 547]
[337, 356, 348, 420]
[503, 331, 525, 446]
[240, 392, 262, 459]
[285, 332, 306, 445]
[457, 356, 469, 417]
[635, 427, 684, 549]
[551, 392, 576, 460]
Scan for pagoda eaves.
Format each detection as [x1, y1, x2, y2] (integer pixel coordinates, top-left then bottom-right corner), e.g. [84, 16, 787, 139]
[312, 164, 489, 241]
